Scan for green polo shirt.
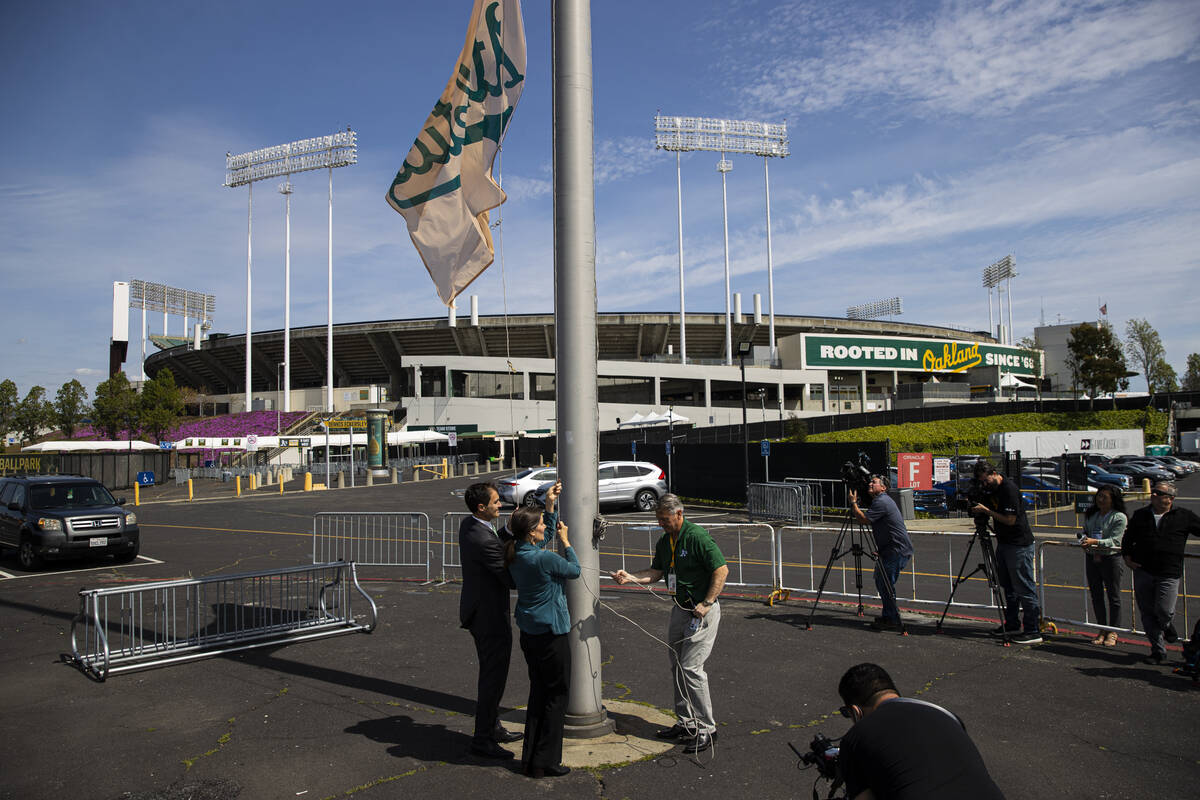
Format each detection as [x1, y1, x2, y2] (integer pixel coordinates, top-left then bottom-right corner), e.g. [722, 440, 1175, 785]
[650, 519, 726, 607]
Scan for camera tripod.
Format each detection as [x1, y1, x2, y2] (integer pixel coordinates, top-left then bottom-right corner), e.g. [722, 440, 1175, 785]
[806, 511, 904, 633]
[935, 519, 1010, 645]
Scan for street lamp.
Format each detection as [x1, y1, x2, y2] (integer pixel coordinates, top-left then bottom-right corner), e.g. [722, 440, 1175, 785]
[276, 362, 285, 434]
[737, 340, 752, 501]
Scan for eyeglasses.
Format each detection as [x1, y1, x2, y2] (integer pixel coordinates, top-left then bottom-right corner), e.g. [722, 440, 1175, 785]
[1151, 490, 1174, 498]
[839, 705, 855, 720]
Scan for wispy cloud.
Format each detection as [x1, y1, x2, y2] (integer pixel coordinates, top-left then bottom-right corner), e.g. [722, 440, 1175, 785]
[736, 0, 1200, 118]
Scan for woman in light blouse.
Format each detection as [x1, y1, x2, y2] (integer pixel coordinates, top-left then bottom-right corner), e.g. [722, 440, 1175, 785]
[1079, 484, 1127, 646]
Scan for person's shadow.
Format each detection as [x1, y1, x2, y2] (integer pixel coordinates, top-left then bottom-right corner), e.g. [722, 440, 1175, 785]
[345, 714, 526, 773]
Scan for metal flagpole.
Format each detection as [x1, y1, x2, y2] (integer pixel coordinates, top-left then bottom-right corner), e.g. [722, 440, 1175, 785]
[327, 165, 334, 413]
[764, 157, 776, 357]
[554, 0, 611, 737]
[282, 179, 293, 412]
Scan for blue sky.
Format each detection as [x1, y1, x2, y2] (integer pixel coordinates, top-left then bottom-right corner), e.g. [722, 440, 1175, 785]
[1, 0, 1197, 398]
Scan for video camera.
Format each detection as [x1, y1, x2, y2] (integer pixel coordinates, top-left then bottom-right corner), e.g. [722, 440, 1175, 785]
[790, 734, 844, 799]
[840, 451, 873, 502]
[958, 475, 992, 537]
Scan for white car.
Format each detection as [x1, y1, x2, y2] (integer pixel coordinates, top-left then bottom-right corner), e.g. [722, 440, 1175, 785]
[496, 466, 559, 507]
[531, 460, 668, 511]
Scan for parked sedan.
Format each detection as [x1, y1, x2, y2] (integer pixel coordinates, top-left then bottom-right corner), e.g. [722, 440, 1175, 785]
[1157, 456, 1196, 473]
[1140, 456, 1190, 477]
[531, 460, 667, 511]
[1085, 465, 1132, 490]
[1104, 462, 1174, 484]
[495, 466, 559, 507]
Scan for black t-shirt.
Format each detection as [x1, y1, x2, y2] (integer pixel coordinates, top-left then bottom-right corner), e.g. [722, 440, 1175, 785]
[988, 477, 1033, 546]
[838, 699, 1005, 800]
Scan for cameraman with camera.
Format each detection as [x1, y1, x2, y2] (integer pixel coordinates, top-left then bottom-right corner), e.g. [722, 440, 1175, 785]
[969, 460, 1042, 645]
[848, 475, 912, 631]
[836, 663, 1005, 800]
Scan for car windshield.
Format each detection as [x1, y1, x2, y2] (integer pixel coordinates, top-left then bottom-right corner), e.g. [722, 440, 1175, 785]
[29, 483, 116, 510]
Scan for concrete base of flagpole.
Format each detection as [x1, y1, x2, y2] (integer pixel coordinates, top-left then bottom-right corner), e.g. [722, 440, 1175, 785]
[563, 710, 615, 739]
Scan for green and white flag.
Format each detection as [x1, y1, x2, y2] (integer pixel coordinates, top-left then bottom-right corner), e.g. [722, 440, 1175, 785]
[386, 0, 526, 307]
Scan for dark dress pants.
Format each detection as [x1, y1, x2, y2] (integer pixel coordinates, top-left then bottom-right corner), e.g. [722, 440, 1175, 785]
[469, 620, 512, 744]
[519, 629, 571, 769]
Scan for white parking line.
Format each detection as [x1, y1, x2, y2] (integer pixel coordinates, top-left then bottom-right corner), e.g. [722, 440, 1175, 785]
[0, 555, 162, 582]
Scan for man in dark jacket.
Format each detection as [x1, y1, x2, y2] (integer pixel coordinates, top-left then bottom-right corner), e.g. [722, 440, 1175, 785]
[459, 482, 523, 757]
[1122, 481, 1200, 664]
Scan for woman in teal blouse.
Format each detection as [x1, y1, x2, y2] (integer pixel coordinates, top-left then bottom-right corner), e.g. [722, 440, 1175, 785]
[1080, 484, 1128, 646]
[504, 482, 579, 778]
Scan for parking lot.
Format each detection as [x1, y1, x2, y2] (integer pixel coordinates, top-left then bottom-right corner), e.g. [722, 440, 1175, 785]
[0, 473, 1197, 799]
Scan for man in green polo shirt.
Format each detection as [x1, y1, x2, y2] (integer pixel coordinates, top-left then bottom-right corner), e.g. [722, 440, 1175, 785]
[611, 494, 728, 754]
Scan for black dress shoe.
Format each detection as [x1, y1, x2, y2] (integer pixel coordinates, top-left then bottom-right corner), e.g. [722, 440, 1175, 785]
[493, 727, 523, 744]
[655, 724, 691, 740]
[469, 740, 514, 759]
[682, 730, 715, 754]
[1142, 652, 1165, 665]
[528, 764, 570, 778]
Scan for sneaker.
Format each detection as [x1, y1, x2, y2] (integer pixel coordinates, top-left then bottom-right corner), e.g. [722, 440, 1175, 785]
[1164, 622, 1179, 644]
[1010, 631, 1042, 645]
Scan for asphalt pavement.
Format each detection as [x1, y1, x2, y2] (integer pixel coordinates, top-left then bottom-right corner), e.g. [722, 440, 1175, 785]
[0, 472, 1197, 800]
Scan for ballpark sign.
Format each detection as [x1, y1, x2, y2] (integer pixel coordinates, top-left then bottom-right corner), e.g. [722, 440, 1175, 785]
[801, 334, 1041, 377]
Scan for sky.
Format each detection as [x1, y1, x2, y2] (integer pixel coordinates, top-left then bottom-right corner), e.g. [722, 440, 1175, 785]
[1, 0, 1197, 399]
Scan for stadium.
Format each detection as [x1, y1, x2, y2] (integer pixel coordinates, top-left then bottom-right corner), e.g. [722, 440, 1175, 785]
[142, 304, 1044, 437]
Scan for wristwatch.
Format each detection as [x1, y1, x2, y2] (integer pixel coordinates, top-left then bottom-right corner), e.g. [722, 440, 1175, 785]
[699, 600, 713, 608]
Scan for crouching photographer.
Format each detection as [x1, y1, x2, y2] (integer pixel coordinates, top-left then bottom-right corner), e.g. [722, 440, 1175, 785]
[835, 663, 1004, 800]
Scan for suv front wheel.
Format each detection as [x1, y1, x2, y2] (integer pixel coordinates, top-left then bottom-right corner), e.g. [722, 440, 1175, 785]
[17, 538, 43, 571]
[634, 489, 658, 512]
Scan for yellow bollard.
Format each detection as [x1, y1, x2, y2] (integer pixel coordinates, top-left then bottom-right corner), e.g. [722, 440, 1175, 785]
[188, 478, 194, 500]
[442, 458, 448, 479]
[279, 476, 284, 495]
[248, 474, 257, 491]
[236, 476, 242, 497]
[304, 472, 313, 492]
[134, 483, 140, 506]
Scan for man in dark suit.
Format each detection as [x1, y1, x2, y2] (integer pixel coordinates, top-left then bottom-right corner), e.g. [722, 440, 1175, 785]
[459, 482, 523, 758]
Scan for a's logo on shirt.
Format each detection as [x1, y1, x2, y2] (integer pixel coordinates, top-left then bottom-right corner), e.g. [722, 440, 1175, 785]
[678, 548, 688, 559]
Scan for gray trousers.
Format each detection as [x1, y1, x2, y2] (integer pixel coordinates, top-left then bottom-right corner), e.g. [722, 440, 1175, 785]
[667, 602, 721, 735]
[1133, 568, 1180, 657]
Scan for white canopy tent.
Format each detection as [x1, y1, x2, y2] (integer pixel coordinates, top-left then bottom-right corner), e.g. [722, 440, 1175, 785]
[170, 429, 451, 451]
[22, 440, 161, 452]
[618, 410, 690, 428]
[1000, 373, 1038, 389]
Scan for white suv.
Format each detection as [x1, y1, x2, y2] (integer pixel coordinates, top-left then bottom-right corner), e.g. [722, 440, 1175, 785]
[496, 466, 559, 507]
[531, 460, 667, 511]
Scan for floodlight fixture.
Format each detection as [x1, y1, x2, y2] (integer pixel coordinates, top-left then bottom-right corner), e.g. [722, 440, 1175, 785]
[846, 297, 903, 320]
[129, 279, 215, 380]
[224, 128, 358, 413]
[224, 129, 358, 187]
[981, 254, 1016, 288]
[654, 114, 788, 365]
[654, 115, 789, 157]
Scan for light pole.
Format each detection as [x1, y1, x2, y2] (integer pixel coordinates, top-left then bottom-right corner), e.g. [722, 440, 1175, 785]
[738, 340, 751, 501]
[276, 362, 285, 434]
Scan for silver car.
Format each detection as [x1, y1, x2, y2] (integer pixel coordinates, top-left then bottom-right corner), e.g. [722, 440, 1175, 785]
[496, 466, 559, 507]
[532, 460, 667, 511]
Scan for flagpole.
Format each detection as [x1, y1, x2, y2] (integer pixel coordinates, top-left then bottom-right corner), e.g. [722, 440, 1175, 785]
[554, 0, 612, 737]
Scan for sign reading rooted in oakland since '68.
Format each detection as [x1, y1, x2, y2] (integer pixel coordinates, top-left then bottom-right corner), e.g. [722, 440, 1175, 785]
[801, 334, 1042, 377]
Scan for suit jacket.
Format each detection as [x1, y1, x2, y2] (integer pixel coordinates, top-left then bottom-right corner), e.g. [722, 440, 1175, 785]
[459, 515, 515, 631]
[1122, 505, 1200, 579]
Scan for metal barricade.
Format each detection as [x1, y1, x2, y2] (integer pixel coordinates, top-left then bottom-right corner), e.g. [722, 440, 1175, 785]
[784, 477, 840, 521]
[440, 512, 470, 582]
[68, 561, 377, 681]
[602, 522, 778, 596]
[748, 483, 813, 525]
[312, 512, 433, 580]
[774, 526, 998, 616]
[1037, 540, 1199, 639]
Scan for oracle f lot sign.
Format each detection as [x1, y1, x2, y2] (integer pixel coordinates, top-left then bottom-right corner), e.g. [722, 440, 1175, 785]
[800, 334, 1042, 377]
[897, 453, 932, 490]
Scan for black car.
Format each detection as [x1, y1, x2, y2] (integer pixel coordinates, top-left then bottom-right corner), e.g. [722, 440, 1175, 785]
[0, 475, 140, 570]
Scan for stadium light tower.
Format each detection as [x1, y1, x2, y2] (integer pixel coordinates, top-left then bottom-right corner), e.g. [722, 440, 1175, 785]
[128, 280, 215, 380]
[225, 129, 357, 413]
[981, 255, 1017, 343]
[654, 115, 789, 363]
[846, 296, 903, 320]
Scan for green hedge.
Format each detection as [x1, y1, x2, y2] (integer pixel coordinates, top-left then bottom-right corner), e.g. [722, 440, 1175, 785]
[805, 409, 1166, 458]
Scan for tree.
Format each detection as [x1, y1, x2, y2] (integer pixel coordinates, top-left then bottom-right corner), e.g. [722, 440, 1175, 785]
[140, 369, 183, 443]
[1066, 323, 1131, 410]
[1183, 354, 1200, 391]
[0, 379, 17, 440]
[53, 379, 90, 438]
[1124, 319, 1174, 396]
[92, 372, 139, 441]
[13, 386, 51, 444]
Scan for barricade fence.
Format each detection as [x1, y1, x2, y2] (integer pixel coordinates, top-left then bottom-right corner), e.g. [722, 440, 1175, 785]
[1028, 488, 1152, 529]
[747, 483, 815, 526]
[69, 561, 377, 680]
[312, 512, 433, 580]
[1038, 541, 1198, 639]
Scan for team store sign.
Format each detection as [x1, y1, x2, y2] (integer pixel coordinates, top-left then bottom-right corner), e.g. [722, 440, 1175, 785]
[801, 334, 1041, 377]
